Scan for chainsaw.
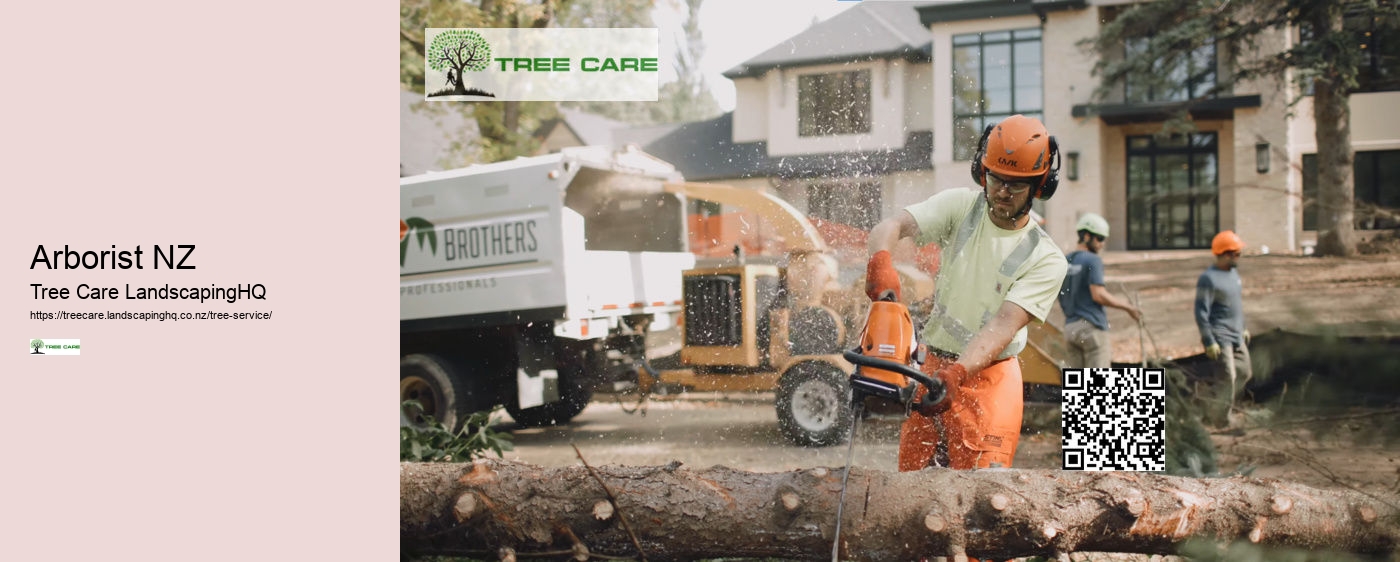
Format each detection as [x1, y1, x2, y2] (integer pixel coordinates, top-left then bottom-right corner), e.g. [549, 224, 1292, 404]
[830, 291, 947, 562]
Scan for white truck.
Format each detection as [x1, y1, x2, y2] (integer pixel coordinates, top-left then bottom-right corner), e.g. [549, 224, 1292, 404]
[400, 146, 695, 431]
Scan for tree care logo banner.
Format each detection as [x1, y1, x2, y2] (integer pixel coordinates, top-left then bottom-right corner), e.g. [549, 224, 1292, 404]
[30, 339, 80, 356]
[425, 28, 659, 101]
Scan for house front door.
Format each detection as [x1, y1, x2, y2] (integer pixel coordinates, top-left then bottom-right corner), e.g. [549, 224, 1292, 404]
[1125, 133, 1219, 250]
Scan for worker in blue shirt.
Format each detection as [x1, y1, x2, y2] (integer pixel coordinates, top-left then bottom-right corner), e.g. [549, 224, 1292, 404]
[1057, 213, 1140, 368]
[1195, 230, 1251, 426]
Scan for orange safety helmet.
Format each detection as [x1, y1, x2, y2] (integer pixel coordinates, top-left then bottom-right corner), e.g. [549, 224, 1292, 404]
[971, 115, 1061, 200]
[1211, 230, 1245, 255]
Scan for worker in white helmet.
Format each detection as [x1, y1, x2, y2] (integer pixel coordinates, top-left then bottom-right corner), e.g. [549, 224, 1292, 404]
[1057, 213, 1140, 368]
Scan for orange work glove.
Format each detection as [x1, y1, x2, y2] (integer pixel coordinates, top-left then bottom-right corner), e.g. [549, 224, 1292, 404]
[865, 250, 901, 302]
[916, 363, 966, 416]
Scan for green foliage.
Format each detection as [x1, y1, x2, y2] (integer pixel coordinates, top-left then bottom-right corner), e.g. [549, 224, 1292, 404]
[1164, 367, 1220, 476]
[1083, 0, 1385, 102]
[426, 29, 492, 73]
[1177, 538, 1376, 562]
[400, 401, 514, 463]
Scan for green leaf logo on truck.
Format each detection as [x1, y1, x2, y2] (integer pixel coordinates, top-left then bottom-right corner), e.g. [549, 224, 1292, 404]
[400, 217, 437, 267]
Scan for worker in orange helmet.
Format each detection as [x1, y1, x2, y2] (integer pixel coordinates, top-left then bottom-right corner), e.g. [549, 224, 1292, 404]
[1195, 230, 1252, 427]
[866, 115, 1069, 471]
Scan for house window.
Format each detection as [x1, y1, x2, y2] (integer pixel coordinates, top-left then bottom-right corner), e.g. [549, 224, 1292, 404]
[1125, 133, 1219, 250]
[952, 28, 1043, 161]
[1354, 11, 1400, 93]
[1302, 150, 1400, 230]
[1123, 38, 1216, 103]
[798, 70, 872, 137]
[807, 181, 881, 231]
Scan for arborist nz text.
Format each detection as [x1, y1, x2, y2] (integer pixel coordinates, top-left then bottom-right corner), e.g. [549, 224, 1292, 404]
[27, 244, 267, 304]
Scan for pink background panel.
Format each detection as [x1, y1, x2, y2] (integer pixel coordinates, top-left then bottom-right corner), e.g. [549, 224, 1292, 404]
[0, 1, 397, 560]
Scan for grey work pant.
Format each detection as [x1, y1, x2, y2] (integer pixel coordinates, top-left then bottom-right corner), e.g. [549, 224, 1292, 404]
[1203, 342, 1253, 426]
[1064, 318, 1112, 369]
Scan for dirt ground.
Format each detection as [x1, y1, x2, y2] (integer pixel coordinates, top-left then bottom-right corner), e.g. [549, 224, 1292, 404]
[1067, 250, 1400, 363]
[501, 395, 1400, 494]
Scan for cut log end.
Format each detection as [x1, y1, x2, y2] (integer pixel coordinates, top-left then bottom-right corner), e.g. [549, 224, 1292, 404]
[812, 467, 829, 478]
[990, 493, 1010, 511]
[924, 513, 946, 533]
[592, 499, 614, 521]
[498, 547, 516, 562]
[1271, 495, 1293, 515]
[1121, 496, 1147, 517]
[453, 492, 478, 522]
[1042, 522, 1058, 540]
[1250, 516, 1268, 543]
[461, 461, 498, 486]
[780, 491, 802, 513]
[1359, 504, 1378, 524]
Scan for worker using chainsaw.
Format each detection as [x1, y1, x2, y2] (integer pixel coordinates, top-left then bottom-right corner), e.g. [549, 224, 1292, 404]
[866, 115, 1068, 471]
[1195, 230, 1252, 426]
[1057, 213, 1141, 368]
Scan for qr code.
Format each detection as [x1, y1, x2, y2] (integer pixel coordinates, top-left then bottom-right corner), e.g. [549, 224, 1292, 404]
[1061, 368, 1166, 471]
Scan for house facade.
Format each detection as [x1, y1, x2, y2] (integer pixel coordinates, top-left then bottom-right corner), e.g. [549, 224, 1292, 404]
[644, 1, 937, 257]
[649, 0, 1399, 255]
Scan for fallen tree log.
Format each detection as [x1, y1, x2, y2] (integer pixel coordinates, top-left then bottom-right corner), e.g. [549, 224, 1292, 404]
[401, 460, 1399, 561]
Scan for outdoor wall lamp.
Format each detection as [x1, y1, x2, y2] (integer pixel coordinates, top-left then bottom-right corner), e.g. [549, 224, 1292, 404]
[1256, 142, 1270, 174]
[1066, 151, 1080, 181]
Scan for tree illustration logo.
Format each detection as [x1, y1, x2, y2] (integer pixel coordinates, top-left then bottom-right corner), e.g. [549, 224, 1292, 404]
[427, 29, 496, 98]
[30, 339, 44, 354]
[401, 217, 438, 267]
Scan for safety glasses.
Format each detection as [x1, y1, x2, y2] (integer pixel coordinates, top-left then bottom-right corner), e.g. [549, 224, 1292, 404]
[986, 172, 1034, 195]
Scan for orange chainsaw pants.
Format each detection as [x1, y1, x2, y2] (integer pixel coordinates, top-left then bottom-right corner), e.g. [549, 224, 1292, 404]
[898, 354, 1023, 471]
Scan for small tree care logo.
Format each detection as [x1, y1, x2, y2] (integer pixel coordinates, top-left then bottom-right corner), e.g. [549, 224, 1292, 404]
[401, 217, 438, 266]
[30, 338, 80, 355]
[427, 29, 495, 98]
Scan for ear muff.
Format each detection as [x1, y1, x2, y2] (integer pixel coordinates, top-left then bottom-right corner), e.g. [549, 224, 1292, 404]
[1036, 135, 1061, 201]
[969, 124, 994, 187]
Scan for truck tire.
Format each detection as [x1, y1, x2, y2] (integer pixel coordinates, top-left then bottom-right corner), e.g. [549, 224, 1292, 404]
[400, 353, 474, 434]
[506, 376, 593, 427]
[776, 361, 853, 447]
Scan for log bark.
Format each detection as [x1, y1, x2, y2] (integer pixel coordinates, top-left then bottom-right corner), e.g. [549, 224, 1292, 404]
[401, 460, 1400, 561]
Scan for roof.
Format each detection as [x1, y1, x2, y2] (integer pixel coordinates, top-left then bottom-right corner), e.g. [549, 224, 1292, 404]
[723, 2, 936, 79]
[917, 0, 1086, 27]
[535, 108, 685, 151]
[640, 113, 764, 180]
[400, 145, 676, 185]
[401, 90, 479, 176]
[551, 107, 630, 146]
[613, 122, 684, 148]
[641, 113, 932, 182]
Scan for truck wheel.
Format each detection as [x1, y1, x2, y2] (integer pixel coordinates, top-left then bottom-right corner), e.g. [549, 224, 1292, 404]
[400, 354, 474, 433]
[776, 361, 853, 447]
[506, 377, 594, 427]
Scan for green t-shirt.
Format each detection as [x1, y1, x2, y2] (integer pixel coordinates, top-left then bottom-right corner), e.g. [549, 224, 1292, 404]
[905, 188, 1068, 359]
